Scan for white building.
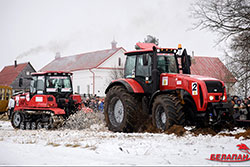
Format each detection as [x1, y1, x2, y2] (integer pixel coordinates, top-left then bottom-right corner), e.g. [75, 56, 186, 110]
[41, 41, 126, 97]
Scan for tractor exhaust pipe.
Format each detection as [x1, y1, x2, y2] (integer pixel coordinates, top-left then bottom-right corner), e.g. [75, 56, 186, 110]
[152, 46, 160, 92]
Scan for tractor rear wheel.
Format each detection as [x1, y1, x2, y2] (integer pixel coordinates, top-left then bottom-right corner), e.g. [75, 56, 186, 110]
[152, 94, 185, 131]
[11, 111, 23, 129]
[104, 85, 144, 132]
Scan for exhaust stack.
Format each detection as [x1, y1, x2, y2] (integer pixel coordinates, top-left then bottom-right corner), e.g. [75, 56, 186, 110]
[14, 60, 17, 68]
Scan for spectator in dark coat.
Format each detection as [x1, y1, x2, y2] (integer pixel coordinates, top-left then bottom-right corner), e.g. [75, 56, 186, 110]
[243, 98, 250, 119]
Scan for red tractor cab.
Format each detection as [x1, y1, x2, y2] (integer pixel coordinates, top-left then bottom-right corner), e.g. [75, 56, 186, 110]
[104, 43, 233, 132]
[11, 71, 82, 130]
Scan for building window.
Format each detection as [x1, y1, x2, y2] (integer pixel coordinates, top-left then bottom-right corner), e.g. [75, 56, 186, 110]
[77, 85, 80, 94]
[26, 71, 30, 76]
[87, 85, 90, 95]
[0, 88, 4, 100]
[118, 57, 121, 66]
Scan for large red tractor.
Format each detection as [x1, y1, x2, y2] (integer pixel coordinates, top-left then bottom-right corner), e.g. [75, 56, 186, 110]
[104, 43, 233, 132]
[11, 71, 82, 130]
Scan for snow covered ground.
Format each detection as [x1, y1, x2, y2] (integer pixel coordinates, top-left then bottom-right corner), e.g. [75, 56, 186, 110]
[0, 120, 249, 166]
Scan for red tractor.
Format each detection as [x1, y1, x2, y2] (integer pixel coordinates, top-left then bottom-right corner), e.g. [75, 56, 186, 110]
[104, 43, 233, 132]
[11, 71, 82, 130]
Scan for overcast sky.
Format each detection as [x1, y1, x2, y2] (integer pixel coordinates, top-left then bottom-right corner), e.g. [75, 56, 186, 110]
[0, 0, 225, 71]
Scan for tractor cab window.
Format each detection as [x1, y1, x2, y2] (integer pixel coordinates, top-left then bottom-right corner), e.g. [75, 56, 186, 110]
[136, 54, 151, 78]
[46, 76, 72, 92]
[157, 54, 178, 73]
[30, 76, 45, 94]
[125, 55, 136, 78]
[30, 76, 37, 94]
[37, 76, 45, 94]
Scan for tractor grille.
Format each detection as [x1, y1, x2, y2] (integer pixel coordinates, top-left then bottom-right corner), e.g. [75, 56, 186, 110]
[205, 81, 224, 93]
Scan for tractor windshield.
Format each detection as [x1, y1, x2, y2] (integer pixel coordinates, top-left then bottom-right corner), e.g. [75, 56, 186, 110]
[157, 54, 178, 73]
[46, 76, 72, 92]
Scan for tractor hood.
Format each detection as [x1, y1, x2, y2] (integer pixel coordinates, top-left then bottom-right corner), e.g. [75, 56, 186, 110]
[160, 73, 227, 112]
[160, 73, 226, 96]
[182, 74, 221, 82]
[160, 73, 224, 88]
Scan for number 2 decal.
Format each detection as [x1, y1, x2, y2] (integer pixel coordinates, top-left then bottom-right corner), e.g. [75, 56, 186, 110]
[192, 82, 198, 95]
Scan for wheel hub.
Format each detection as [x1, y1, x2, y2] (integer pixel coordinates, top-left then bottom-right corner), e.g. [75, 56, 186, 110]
[114, 99, 124, 123]
[155, 105, 167, 130]
[13, 113, 21, 127]
[161, 112, 167, 124]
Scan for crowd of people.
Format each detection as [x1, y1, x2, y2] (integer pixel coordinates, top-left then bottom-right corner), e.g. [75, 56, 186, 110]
[80, 94, 250, 114]
[231, 96, 250, 120]
[231, 95, 250, 112]
[81, 95, 105, 113]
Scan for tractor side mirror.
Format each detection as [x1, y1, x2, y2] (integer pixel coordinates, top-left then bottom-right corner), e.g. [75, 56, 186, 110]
[19, 78, 23, 87]
[143, 54, 149, 66]
[181, 49, 191, 74]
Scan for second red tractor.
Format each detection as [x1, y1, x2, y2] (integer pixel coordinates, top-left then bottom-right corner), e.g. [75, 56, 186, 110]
[11, 71, 82, 130]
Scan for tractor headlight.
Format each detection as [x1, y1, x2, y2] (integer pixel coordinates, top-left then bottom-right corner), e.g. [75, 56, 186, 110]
[209, 96, 214, 101]
[222, 96, 226, 100]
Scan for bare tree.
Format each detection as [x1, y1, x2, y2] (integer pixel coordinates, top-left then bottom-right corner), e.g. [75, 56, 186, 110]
[144, 35, 159, 45]
[135, 35, 159, 50]
[105, 67, 124, 87]
[225, 32, 250, 97]
[192, 0, 250, 97]
[192, 0, 250, 42]
[108, 68, 124, 81]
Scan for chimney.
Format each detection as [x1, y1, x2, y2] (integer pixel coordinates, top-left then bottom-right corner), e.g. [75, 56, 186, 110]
[14, 60, 17, 68]
[191, 51, 196, 64]
[111, 40, 117, 50]
[55, 52, 61, 59]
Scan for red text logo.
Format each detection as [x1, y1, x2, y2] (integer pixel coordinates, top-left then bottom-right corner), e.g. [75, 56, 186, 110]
[208, 143, 250, 162]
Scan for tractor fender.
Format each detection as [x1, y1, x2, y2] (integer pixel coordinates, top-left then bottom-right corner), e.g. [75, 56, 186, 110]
[105, 79, 144, 94]
[183, 91, 196, 105]
[49, 108, 66, 115]
[148, 89, 196, 115]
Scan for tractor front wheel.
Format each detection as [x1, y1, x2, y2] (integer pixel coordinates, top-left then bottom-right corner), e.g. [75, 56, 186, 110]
[152, 94, 185, 131]
[11, 111, 23, 129]
[104, 85, 144, 132]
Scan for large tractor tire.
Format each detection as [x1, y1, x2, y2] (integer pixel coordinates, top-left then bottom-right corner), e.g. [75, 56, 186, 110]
[152, 94, 185, 131]
[104, 85, 144, 132]
[183, 96, 197, 126]
[11, 111, 23, 129]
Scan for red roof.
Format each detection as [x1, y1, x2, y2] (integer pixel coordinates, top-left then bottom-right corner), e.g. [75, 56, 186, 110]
[40, 47, 125, 72]
[0, 63, 28, 86]
[191, 56, 236, 83]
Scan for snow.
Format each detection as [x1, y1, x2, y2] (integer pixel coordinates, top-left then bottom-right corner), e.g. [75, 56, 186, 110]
[0, 120, 249, 166]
